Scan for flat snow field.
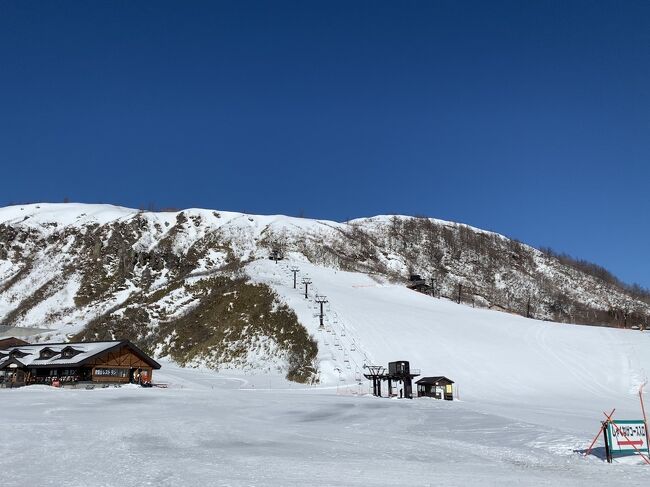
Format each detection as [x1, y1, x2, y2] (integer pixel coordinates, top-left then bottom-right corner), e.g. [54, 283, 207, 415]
[1, 363, 650, 487]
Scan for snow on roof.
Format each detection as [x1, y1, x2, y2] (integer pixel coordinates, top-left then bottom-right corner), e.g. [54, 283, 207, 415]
[0, 341, 122, 368]
[416, 376, 455, 385]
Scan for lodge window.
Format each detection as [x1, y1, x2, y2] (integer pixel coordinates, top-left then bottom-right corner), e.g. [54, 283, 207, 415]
[40, 350, 54, 359]
[61, 348, 82, 359]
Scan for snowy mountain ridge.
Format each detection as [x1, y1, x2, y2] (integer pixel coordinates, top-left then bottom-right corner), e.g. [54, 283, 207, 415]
[0, 202, 648, 383]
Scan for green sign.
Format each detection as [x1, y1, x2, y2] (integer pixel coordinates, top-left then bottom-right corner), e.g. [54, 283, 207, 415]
[606, 420, 649, 456]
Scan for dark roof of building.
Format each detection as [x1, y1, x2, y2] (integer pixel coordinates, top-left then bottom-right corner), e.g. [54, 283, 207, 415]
[407, 282, 430, 291]
[0, 337, 30, 349]
[416, 376, 454, 385]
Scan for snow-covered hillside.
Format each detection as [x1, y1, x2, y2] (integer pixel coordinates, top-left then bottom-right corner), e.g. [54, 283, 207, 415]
[1, 202, 648, 382]
[251, 259, 649, 404]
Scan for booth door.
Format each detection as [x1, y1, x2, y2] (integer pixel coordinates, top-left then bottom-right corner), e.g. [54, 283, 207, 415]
[14, 370, 26, 386]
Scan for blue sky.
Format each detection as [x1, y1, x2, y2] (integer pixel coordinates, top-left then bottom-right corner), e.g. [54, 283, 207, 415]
[1, 1, 649, 287]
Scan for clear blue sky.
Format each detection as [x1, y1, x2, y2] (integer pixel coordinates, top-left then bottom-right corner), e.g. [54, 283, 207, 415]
[1, 1, 649, 287]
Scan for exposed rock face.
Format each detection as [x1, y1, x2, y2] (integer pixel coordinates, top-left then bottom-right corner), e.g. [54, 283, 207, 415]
[0, 203, 647, 382]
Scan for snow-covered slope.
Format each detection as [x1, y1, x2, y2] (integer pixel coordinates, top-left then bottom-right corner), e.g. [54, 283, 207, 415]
[252, 259, 649, 406]
[1, 203, 648, 384]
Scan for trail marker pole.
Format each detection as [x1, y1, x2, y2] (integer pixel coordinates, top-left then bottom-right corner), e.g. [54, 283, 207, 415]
[641, 382, 650, 458]
[584, 408, 615, 458]
[290, 267, 299, 289]
[603, 420, 613, 463]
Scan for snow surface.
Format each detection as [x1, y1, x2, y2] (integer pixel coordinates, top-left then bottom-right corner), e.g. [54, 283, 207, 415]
[1, 362, 649, 487]
[2, 204, 650, 484]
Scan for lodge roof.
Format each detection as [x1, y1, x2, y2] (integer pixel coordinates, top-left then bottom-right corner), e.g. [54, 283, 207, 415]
[0, 340, 161, 370]
[416, 376, 454, 385]
[0, 337, 30, 349]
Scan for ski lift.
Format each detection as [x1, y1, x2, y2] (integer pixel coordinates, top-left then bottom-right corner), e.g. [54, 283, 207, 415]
[350, 342, 356, 351]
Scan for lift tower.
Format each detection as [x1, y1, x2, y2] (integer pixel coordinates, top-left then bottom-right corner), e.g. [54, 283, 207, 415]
[315, 295, 328, 329]
[301, 277, 312, 299]
[290, 267, 299, 289]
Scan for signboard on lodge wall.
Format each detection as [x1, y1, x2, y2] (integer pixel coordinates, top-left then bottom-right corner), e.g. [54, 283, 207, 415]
[606, 420, 649, 456]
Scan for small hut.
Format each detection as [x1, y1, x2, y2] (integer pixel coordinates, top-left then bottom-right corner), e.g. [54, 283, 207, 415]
[416, 376, 454, 400]
[406, 274, 430, 294]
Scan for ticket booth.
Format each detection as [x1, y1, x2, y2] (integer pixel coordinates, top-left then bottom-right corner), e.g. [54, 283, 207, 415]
[416, 376, 454, 400]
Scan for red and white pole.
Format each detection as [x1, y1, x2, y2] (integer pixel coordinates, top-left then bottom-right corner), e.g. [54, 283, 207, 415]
[640, 382, 650, 460]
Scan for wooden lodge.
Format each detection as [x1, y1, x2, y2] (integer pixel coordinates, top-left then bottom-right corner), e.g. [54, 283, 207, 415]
[0, 339, 161, 388]
[416, 376, 454, 400]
